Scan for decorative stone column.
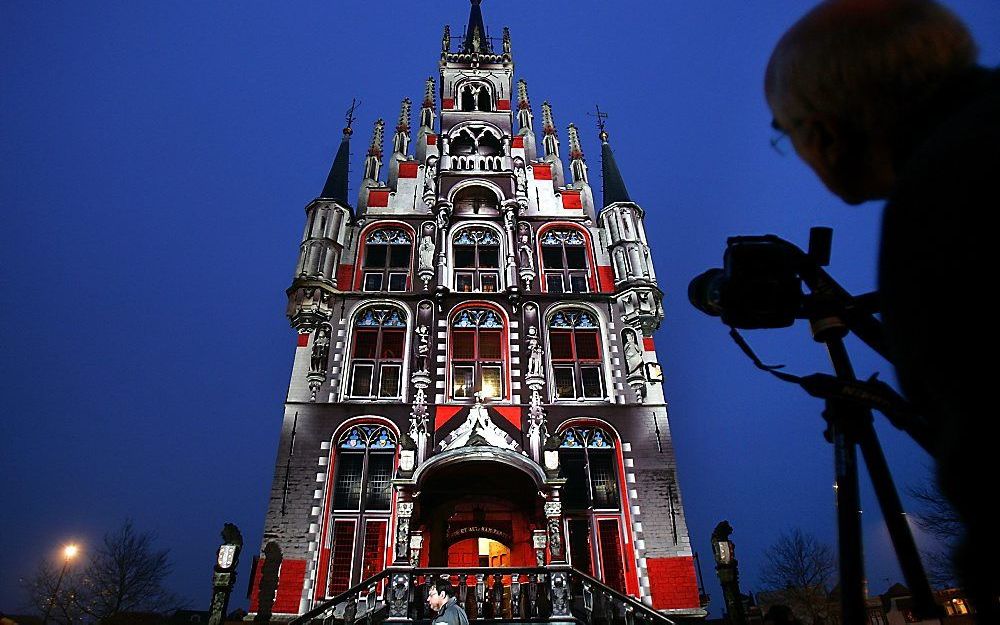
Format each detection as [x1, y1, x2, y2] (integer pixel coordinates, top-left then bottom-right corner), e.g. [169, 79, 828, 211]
[502, 199, 519, 290]
[394, 501, 414, 565]
[544, 500, 565, 563]
[409, 530, 424, 565]
[532, 529, 548, 566]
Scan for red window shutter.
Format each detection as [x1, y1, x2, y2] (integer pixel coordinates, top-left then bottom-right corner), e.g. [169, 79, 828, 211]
[478, 330, 501, 359]
[453, 331, 476, 359]
[354, 330, 379, 358]
[380, 330, 405, 358]
[327, 521, 356, 596]
[575, 331, 600, 360]
[550, 332, 574, 360]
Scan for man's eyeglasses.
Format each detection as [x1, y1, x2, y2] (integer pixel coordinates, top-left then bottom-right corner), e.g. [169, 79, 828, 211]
[770, 118, 790, 156]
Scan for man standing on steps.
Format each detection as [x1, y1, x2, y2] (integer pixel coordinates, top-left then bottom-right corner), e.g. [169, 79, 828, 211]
[428, 578, 470, 625]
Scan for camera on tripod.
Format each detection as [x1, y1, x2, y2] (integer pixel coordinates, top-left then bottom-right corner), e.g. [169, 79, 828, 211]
[687, 227, 832, 330]
[686, 226, 941, 622]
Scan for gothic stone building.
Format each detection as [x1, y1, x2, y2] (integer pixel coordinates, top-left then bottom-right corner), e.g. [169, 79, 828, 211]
[250, 2, 703, 621]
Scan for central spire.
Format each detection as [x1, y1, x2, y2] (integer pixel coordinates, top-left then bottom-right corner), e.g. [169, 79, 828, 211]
[462, 0, 491, 53]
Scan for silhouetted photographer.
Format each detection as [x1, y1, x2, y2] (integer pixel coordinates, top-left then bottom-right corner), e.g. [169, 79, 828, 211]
[754, 0, 998, 619]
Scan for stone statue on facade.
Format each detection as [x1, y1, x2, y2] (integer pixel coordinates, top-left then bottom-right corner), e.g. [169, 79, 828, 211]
[310, 326, 331, 373]
[418, 235, 435, 271]
[623, 329, 643, 375]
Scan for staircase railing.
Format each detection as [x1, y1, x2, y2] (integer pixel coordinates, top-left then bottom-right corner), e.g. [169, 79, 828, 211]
[561, 568, 676, 625]
[288, 566, 675, 625]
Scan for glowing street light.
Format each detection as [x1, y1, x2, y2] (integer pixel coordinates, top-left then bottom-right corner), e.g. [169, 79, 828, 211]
[43, 543, 80, 625]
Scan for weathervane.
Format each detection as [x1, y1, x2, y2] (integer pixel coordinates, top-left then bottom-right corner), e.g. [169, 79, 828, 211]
[344, 98, 361, 133]
[589, 104, 609, 139]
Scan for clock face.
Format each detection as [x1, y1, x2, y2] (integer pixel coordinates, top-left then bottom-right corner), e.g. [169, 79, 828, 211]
[217, 544, 237, 569]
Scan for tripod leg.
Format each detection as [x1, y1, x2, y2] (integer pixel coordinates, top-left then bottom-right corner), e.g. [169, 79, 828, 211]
[827, 409, 867, 625]
[856, 421, 940, 620]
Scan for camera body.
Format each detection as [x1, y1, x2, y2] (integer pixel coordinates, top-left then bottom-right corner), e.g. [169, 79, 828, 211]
[689, 229, 831, 329]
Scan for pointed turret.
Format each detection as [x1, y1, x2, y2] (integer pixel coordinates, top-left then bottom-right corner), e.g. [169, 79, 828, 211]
[320, 126, 352, 205]
[388, 99, 413, 189]
[567, 123, 596, 218]
[357, 118, 385, 211]
[462, 0, 491, 54]
[541, 101, 565, 187]
[600, 128, 632, 207]
[392, 98, 411, 157]
[516, 79, 536, 161]
[416, 77, 437, 163]
[363, 118, 385, 181]
[419, 77, 436, 131]
[567, 123, 588, 186]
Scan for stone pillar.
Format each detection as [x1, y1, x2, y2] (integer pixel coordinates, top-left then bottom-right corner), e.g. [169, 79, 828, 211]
[394, 501, 414, 565]
[544, 500, 565, 563]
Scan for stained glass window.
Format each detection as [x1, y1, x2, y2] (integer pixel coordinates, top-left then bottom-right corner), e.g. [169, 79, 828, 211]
[450, 308, 506, 400]
[453, 228, 501, 292]
[363, 229, 411, 292]
[540, 229, 590, 293]
[549, 310, 605, 400]
[349, 308, 405, 399]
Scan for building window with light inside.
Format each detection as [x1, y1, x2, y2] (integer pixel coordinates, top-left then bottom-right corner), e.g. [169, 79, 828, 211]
[450, 307, 506, 400]
[347, 306, 406, 399]
[453, 228, 502, 293]
[326, 424, 396, 595]
[559, 425, 627, 594]
[540, 228, 590, 293]
[361, 228, 412, 292]
[549, 309, 605, 400]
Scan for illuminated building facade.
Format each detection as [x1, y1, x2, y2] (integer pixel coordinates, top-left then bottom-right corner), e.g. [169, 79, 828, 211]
[250, 2, 704, 621]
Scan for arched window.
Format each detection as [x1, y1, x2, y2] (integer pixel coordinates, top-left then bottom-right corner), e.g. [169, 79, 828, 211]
[453, 185, 499, 215]
[459, 82, 492, 112]
[327, 424, 397, 595]
[450, 307, 505, 400]
[453, 228, 501, 292]
[347, 307, 406, 399]
[549, 309, 605, 400]
[540, 229, 590, 293]
[362, 228, 412, 292]
[558, 425, 627, 593]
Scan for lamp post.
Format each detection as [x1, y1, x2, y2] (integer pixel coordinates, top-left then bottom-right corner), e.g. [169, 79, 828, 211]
[711, 521, 748, 625]
[42, 543, 79, 625]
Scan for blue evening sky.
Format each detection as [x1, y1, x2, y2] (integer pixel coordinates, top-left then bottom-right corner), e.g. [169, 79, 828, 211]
[3, 1, 999, 617]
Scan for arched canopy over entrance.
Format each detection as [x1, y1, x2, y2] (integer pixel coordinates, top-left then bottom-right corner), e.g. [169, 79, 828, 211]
[409, 448, 547, 567]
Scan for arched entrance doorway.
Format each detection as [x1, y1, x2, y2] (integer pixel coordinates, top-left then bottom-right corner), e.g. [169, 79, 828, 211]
[411, 449, 545, 568]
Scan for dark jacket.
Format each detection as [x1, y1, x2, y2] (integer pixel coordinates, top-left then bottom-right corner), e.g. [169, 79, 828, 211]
[432, 597, 469, 625]
[879, 65, 1000, 616]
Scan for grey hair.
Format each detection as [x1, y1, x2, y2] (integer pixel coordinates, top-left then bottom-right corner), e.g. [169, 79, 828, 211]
[765, 0, 978, 132]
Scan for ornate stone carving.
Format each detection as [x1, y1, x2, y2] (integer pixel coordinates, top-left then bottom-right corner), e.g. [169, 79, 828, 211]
[389, 573, 410, 617]
[395, 515, 411, 563]
[549, 571, 570, 616]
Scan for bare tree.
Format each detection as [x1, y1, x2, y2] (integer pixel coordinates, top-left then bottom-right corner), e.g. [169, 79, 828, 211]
[908, 480, 961, 588]
[22, 520, 185, 624]
[759, 529, 836, 625]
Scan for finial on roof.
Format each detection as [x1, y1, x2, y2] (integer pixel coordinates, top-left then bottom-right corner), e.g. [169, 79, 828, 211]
[463, 0, 491, 54]
[320, 100, 359, 204]
[599, 114, 632, 207]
